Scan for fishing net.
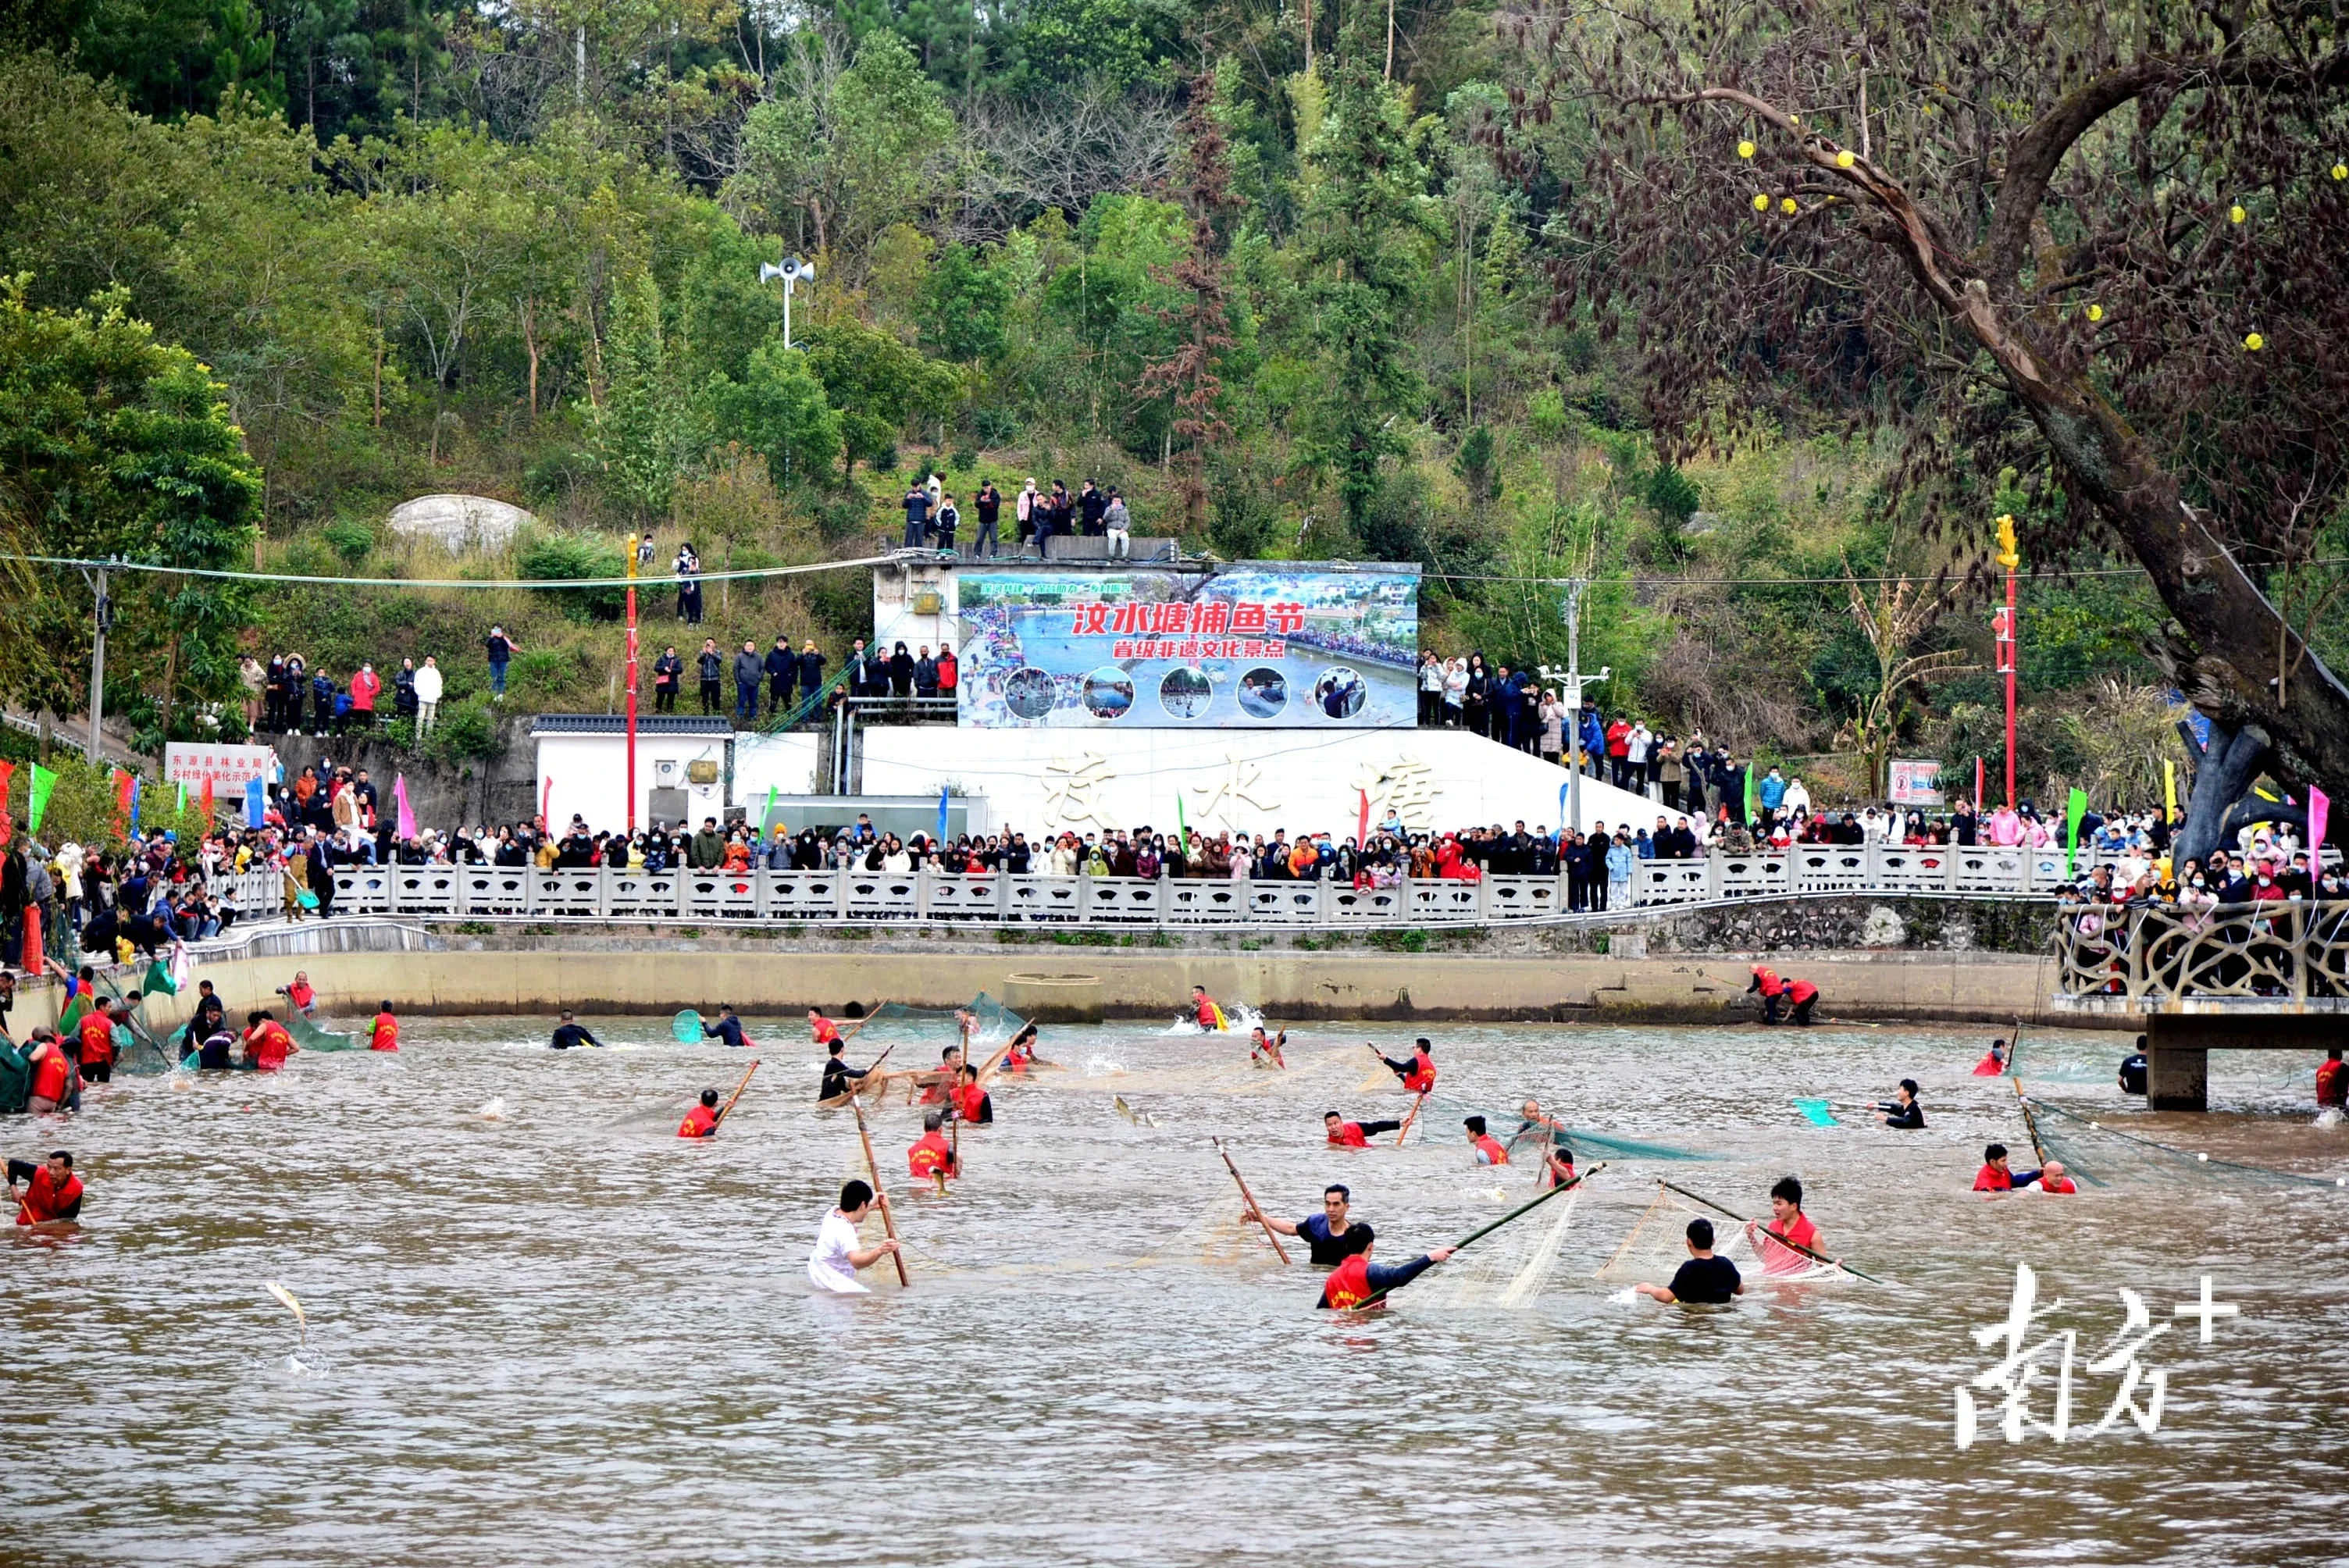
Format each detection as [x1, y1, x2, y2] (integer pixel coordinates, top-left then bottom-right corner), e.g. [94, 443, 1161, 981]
[291, 1014, 358, 1052]
[862, 995, 1028, 1063]
[1592, 1185, 1842, 1285]
[1041, 1043, 1368, 1099]
[1419, 1092, 1716, 1164]
[2022, 1096, 2349, 1191]
[1413, 1183, 1586, 1309]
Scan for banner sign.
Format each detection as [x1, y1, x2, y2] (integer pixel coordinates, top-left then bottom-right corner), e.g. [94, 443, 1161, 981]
[956, 565, 1420, 728]
[164, 743, 276, 788]
[1887, 757, 1944, 806]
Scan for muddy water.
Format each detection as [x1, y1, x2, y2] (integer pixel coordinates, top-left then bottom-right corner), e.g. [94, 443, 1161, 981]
[5, 1014, 2345, 1567]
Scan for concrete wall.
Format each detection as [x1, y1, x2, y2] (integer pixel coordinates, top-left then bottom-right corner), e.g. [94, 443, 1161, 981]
[533, 730, 729, 832]
[274, 718, 539, 829]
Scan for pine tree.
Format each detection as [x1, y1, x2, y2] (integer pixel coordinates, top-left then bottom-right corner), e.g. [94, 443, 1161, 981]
[1296, 1, 1428, 543]
[1138, 62, 1242, 536]
[596, 270, 692, 522]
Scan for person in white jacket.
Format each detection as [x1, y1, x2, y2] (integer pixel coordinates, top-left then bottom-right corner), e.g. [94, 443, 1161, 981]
[412, 656, 444, 742]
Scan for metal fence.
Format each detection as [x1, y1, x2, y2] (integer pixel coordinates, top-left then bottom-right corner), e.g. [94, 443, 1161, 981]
[325, 844, 2118, 928]
[2054, 900, 2349, 1006]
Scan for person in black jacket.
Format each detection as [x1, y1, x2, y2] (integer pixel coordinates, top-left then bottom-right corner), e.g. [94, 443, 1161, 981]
[696, 639, 723, 715]
[1872, 1079, 1926, 1129]
[652, 646, 683, 712]
[796, 640, 826, 710]
[914, 647, 939, 698]
[888, 641, 915, 698]
[765, 636, 797, 717]
[733, 642, 763, 724]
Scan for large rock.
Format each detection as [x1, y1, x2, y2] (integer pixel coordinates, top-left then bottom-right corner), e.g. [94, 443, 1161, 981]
[388, 494, 532, 552]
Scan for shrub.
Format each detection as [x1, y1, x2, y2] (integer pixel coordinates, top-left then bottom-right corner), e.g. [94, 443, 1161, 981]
[427, 697, 499, 761]
[322, 516, 376, 567]
[515, 531, 626, 622]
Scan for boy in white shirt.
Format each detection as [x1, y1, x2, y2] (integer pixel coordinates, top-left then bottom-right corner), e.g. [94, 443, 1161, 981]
[809, 1179, 900, 1293]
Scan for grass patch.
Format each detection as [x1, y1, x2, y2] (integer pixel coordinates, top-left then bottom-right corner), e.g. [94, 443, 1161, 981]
[678, 926, 701, 940]
[449, 920, 494, 935]
[1367, 928, 1429, 953]
[1051, 930, 1119, 946]
[835, 925, 872, 940]
[1239, 938, 1264, 952]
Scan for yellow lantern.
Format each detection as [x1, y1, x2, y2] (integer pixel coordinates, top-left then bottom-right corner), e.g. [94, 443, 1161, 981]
[1994, 515, 2020, 571]
[2244, 331, 2265, 351]
[2085, 303, 2104, 323]
[1738, 139, 1756, 159]
[2333, 162, 2347, 181]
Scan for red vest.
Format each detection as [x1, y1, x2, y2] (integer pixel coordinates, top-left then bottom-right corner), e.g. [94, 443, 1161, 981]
[1785, 979, 1818, 1006]
[1328, 1122, 1369, 1148]
[1195, 997, 1220, 1028]
[1972, 1053, 2005, 1077]
[1320, 1254, 1374, 1309]
[250, 1021, 294, 1071]
[16, 1168, 83, 1224]
[1973, 1164, 2012, 1192]
[677, 1103, 718, 1139]
[909, 1131, 954, 1178]
[2318, 1058, 2347, 1107]
[1762, 1213, 1820, 1271]
[1753, 968, 1783, 996]
[955, 1083, 987, 1123]
[78, 1010, 117, 1067]
[811, 1016, 840, 1046]
[2041, 1175, 2077, 1195]
[287, 981, 315, 1010]
[30, 1042, 75, 1104]
[1403, 1053, 1436, 1095]
[369, 1012, 400, 1051]
[1472, 1134, 1509, 1165]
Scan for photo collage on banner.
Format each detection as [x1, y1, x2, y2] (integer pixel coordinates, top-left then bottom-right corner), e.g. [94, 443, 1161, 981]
[956, 565, 1420, 729]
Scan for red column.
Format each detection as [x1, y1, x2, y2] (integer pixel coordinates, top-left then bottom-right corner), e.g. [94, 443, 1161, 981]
[625, 561, 640, 834]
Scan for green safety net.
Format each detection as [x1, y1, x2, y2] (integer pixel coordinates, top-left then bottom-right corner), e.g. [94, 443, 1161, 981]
[2023, 1095, 2349, 1191]
[290, 1013, 358, 1052]
[860, 995, 1030, 1061]
[1419, 1090, 1716, 1164]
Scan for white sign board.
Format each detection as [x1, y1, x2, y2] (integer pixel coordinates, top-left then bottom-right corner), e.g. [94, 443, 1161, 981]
[164, 743, 276, 788]
[1887, 758, 1944, 806]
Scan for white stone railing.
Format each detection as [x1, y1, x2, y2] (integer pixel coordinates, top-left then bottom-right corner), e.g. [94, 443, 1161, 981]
[324, 844, 2114, 928]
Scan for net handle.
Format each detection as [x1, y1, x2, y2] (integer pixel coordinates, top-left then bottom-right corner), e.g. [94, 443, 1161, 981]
[1659, 1179, 1882, 1285]
[1358, 1164, 1606, 1309]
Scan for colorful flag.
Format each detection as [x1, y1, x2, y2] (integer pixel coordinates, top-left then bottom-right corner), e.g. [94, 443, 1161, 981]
[28, 764, 55, 832]
[244, 775, 266, 829]
[2312, 786, 2331, 857]
[394, 774, 417, 840]
[1558, 779, 1570, 832]
[764, 782, 779, 833]
[2163, 759, 2177, 821]
[2065, 786, 2090, 875]
[1356, 787, 1371, 849]
[176, 781, 187, 814]
[1175, 792, 1187, 839]
[114, 768, 138, 832]
[936, 784, 950, 847]
[1743, 760, 1759, 825]
[200, 776, 216, 822]
[0, 760, 14, 815]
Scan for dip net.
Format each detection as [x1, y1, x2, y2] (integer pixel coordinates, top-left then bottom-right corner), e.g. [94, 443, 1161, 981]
[291, 1014, 358, 1052]
[862, 995, 1028, 1062]
[2022, 1096, 2349, 1191]
[1419, 1091, 1714, 1165]
[1412, 1182, 1587, 1309]
[1591, 1184, 1843, 1285]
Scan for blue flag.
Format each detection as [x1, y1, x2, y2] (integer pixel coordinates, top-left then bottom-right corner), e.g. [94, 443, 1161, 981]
[245, 776, 266, 829]
[937, 784, 950, 848]
[1558, 779, 1570, 832]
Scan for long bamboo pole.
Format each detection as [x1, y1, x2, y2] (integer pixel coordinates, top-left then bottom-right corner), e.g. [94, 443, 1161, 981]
[1212, 1137, 1290, 1264]
[849, 1089, 911, 1287]
[1394, 1091, 1428, 1146]
[713, 1060, 758, 1128]
[1356, 1164, 1606, 1309]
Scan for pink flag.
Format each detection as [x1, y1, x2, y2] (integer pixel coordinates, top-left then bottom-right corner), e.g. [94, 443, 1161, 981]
[2312, 786, 2330, 857]
[1357, 787, 1371, 849]
[394, 774, 417, 840]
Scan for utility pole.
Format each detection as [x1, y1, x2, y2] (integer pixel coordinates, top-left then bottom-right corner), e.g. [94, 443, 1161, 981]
[85, 562, 112, 763]
[625, 533, 641, 833]
[1994, 515, 2021, 812]
[1554, 579, 1609, 833]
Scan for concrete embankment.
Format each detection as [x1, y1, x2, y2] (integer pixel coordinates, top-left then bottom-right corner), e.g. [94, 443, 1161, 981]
[43, 908, 2087, 1032]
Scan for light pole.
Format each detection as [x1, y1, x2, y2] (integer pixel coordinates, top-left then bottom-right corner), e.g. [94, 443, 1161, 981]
[626, 531, 640, 832]
[1538, 580, 1609, 832]
[83, 561, 112, 762]
[759, 255, 815, 350]
[1994, 514, 2020, 812]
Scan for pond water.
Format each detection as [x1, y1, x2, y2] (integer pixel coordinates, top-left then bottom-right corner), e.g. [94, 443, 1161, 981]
[6, 1010, 2347, 1567]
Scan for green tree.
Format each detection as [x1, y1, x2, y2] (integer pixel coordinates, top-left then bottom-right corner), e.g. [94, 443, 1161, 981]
[1296, 16, 1431, 540]
[596, 269, 696, 521]
[915, 242, 1009, 365]
[802, 315, 960, 482]
[0, 278, 262, 736]
[710, 341, 842, 493]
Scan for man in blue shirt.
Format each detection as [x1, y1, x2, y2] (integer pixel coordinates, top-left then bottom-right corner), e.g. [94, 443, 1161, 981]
[1254, 1184, 1376, 1264]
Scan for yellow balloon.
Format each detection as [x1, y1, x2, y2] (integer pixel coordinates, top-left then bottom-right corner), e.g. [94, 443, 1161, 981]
[1738, 140, 1756, 159]
[1754, 192, 1770, 211]
[2086, 303, 2104, 323]
[2244, 331, 2265, 351]
[2229, 204, 2247, 224]
[1835, 149, 1855, 169]
[1780, 196, 1798, 214]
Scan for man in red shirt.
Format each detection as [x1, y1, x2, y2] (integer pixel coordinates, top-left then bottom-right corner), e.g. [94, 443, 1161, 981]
[2036, 1160, 2078, 1194]
[8, 1150, 82, 1224]
[24, 1031, 80, 1114]
[1747, 1174, 1825, 1275]
[2316, 1049, 2346, 1110]
[1972, 1142, 2048, 1192]
[807, 1010, 841, 1048]
[76, 1000, 123, 1085]
[1745, 965, 1785, 1023]
[1466, 1115, 1510, 1165]
[1323, 1110, 1402, 1147]
[368, 1001, 401, 1052]
[952, 1065, 993, 1125]
[677, 1089, 721, 1139]
[348, 662, 382, 730]
[908, 1111, 958, 1191]
[1783, 977, 1820, 1027]
[1972, 1039, 2009, 1076]
[1373, 1039, 1437, 1095]
[243, 1010, 299, 1071]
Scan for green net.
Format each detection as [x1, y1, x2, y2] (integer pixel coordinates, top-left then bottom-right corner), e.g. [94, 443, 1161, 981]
[2023, 1096, 2349, 1191]
[862, 995, 1030, 1066]
[291, 1014, 358, 1052]
[1418, 1091, 1716, 1164]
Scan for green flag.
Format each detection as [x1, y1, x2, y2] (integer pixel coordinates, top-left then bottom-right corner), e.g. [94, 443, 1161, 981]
[176, 781, 187, 813]
[1177, 793, 1188, 838]
[1744, 759, 1759, 825]
[2065, 786, 2090, 875]
[763, 783, 779, 833]
[27, 764, 55, 832]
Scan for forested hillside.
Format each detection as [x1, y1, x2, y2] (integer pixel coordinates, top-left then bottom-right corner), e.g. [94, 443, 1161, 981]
[5, 1, 2342, 819]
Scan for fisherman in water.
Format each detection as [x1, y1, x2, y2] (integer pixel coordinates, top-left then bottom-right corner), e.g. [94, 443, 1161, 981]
[1249, 1025, 1287, 1069]
[1189, 985, 1228, 1032]
[918, 1044, 964, 1106]
[550, 1010, 603, 1050]
[819, 1038, 874, 1102]
[1466, 1115, 1510, 1165]
[807, 1009, 842, 1048]
[1973, 1142, 2042, 1194]
[1744, 1175, 1824, 1275]
[367, 1001, 401, 1052]
[242, 1010, 300, 1071]
[952, 1064, 994, 1125]
[908, 1110, 958, 1191]
[1972, 1039, 2009, 1076]
[1373, 1038, 1437, 1095]
[1538, 1140, 1578, 1191]
[1324, 1110, 1403, 1147]
[277, 971, 317, 1015]
[700, 1006, 754, 1049]
[7, 1149, 83, 1224]
[1634, 1219, 1743, 1305]
[1249, 1183, 1374, 1264]
[1317, 1236, 1458, 1310]
[1002, 1020, 1039, 1073]
[807, 1179, 900, 1294]
[678, 1089, 722, 1139]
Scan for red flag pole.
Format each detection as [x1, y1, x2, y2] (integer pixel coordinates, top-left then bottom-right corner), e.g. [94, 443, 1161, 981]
[1994, 515, 2021, 812]
[625, 533, 640, 834]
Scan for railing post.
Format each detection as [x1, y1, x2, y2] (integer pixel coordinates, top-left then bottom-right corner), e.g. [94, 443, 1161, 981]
[1078, 870, 1092, 928]
[1315, 876, 1330, 925]
[597, 867, 611, 919]
[2127, 905, 2147, 999]
[2293, 904, 2310, 1005]
[996, 870, 1012, 922]
[1476, 874, 1492, 924]
[833, 871, 849, 922]
[1157, 870, 1171, 924]
[916, 868, 932, 921]
[457, 868, 470, 917]
[1706, 857, 1721, 900]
